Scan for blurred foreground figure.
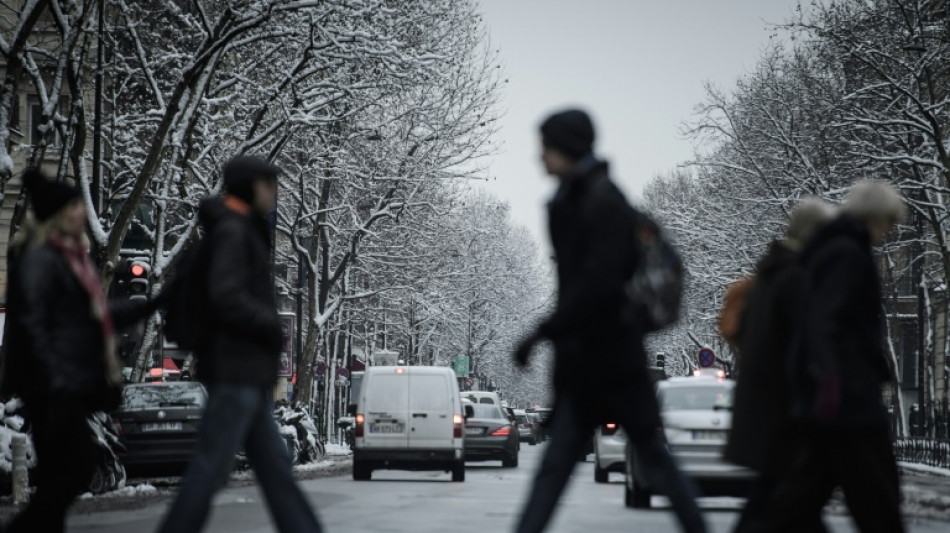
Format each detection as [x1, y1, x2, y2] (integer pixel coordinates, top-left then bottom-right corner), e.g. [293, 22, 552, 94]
[722, 198, 836, 533]
[513, 109, 706, 533]
[750, 181, 907, 533]
[157, 157, 322, 533]
[1, 169, 161, 533]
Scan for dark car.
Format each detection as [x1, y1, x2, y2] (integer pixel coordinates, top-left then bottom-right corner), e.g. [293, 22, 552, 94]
[112, 382, 207, 473]
[463, 404, 520, 468]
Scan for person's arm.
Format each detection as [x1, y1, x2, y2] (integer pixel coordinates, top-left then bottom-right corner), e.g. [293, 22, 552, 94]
[206, 220, 281, 346]
[17, 250, 69, 390]
[538, 190, 634, 340]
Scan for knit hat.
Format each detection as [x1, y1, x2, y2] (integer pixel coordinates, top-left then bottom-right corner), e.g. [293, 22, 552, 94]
[223, 155, 280, 204]
[540, 109, 596, 160]
[22, 168, 82, 222]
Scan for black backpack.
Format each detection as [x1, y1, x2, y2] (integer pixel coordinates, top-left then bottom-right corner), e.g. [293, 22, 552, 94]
[163, 238, 211, 351]
[626, 212, 684, 333]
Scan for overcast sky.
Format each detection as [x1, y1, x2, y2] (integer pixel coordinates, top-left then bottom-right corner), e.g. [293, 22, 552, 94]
[476, 0, 802, 247]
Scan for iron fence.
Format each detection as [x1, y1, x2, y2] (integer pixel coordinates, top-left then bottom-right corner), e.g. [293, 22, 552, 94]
[893, 438, 950, 470]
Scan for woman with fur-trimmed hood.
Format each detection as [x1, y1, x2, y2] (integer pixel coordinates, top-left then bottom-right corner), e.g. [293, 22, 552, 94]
[1, 169, 162, 533]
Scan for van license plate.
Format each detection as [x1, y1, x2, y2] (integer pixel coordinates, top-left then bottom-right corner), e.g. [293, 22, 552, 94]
[142, 422, 182, 432]
[370, 423, 403, 434]
[692, 430, 725, 441]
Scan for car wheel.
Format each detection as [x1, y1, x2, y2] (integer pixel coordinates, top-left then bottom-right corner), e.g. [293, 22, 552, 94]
[594, 463, 608, 483]
[502, 452, 519, 468]
[88, 465, 108, 494]
[529, 436, 537, 446]
[451, 461, 465, 482]
[353, 460, 371, 481]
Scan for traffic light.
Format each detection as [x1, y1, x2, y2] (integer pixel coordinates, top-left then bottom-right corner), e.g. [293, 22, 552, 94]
[127, 260, 150, 301]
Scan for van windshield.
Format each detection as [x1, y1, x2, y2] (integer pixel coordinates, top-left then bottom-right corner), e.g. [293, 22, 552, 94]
[661, 385, 733, 412]
[366, 374, 409, 412]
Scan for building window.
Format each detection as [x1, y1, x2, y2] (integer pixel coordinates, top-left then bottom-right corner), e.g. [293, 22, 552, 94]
[899, 318, 918, 389]
[8, 95, 20, 132]
[29, 97, 63, 147]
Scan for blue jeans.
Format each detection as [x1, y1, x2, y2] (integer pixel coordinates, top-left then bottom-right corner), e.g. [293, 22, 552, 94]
[515, 394, 706, 533]
[157, 385, 322, 533]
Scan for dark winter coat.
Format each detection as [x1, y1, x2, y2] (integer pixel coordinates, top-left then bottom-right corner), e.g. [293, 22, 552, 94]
[724, 241, 799, 476]
[538, 159, 660, 432]
[1, 242, 153, 403]
[790, 215, 892, 427]
[193, 197, 282, 386]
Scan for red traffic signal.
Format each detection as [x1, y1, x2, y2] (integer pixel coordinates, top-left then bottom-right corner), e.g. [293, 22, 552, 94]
[131, 264, 146, 277]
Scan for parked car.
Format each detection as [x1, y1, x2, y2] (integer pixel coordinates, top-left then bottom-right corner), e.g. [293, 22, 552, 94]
[112, 381, 208, 473]
[463, 403, 520, 467]
[353, 366, 466, 482]
[593, 422, 625, 483]
[513, 409, 538, 445]
[624, 375, 754, 508]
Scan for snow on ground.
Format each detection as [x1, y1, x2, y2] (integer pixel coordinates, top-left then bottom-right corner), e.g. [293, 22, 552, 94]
[900, 462, 950, 477]
[294, 460, 337, 472]
[325, 443, 351, 456]
[79, 483, 157, 500]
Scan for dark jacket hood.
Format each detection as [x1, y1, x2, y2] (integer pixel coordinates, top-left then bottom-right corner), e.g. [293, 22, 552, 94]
[756, 240, 798, 278]
[801, 214, 869, 265]
[198, 197, 232, 231]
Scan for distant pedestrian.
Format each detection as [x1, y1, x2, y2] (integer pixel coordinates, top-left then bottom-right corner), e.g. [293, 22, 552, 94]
[723, 198, 835, 533]
[513, 109, 706, 533]
[0, 169, 163, 533]
[751, 181, 907, 533]
[157, 156, 322, 533]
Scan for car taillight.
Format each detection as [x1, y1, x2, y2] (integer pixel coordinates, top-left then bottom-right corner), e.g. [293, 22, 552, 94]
[355, 414, 365, 438]
[602, 422, 618, 436]
[453, 414, 463, 438]
[491, 426, 511, 436]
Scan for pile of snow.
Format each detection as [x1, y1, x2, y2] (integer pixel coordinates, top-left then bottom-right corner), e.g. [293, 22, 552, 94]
[0, 397, 36, 473]
[294, 460, 337, 472]
[325, 443, 352, 457]
[80, 483, 158, 500]
[899, 462, 950, 477]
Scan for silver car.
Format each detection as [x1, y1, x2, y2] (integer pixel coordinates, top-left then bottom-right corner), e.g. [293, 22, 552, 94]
[594, 422, 625, 483]
[624, 376, 754, 508]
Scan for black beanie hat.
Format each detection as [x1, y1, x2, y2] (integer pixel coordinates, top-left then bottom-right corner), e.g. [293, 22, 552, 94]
[223, 155, 280, 204]
[540, 109, 595, 161]
[22, 168, 82, 222]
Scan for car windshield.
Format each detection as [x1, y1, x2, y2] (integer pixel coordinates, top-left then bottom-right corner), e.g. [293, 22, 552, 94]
[515, 415, 528, 423]
[121, 383, 206, 411]
[660, 385, 732, 412]
[471, 404, 505, 420]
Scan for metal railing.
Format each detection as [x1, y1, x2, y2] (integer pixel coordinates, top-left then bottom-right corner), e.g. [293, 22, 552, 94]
[893, 438, 950, 469]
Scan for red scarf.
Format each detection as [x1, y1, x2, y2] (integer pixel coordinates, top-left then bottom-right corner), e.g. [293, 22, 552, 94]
[48, 234, 120, 384]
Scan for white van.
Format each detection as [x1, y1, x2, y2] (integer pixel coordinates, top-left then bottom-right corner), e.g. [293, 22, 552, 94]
[462, 391, 502, 406]
[353, 366, 468, 482]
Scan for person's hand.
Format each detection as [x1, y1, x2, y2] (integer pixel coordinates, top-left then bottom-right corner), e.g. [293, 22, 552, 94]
[514, 334, 539, 368]
[814, 373, 840, 422]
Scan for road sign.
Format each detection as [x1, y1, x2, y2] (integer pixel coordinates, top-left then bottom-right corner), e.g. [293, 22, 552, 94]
[465, 378, 474, 388]
[698, 348, 716, 368]
[315, 362, 327, 377]
[338, 368, 350, 380]
[454, 356, 471, 377]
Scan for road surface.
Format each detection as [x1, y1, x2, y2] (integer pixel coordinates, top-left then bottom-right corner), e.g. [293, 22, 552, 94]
[68, 444, 947, 532]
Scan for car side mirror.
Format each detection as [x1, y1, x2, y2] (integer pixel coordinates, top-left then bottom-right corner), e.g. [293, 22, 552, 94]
[347, 404, 357, 416]
[464, 405, 475, 419]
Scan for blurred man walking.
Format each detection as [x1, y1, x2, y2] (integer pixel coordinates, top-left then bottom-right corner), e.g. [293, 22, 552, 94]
[1, 169, 162, 533]
[752, 181, 907, 533]
[723, 198, 835, 533]
[157, 156, 322, 533]
[513, 109, 706, 533]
